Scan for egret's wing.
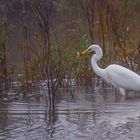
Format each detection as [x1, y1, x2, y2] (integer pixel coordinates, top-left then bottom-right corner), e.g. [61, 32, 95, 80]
[106, 64, 140, 90]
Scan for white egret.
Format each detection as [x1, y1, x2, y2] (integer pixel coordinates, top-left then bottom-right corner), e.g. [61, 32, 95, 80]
[77, 44, 140, 95]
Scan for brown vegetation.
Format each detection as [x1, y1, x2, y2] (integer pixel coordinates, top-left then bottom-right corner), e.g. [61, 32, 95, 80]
[0, 0, 140, 103]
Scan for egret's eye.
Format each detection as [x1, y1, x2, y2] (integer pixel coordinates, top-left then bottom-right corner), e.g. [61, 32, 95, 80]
[88, 48, 92, 52]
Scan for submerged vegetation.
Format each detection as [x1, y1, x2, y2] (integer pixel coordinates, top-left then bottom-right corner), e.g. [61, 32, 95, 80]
[0, 0, 140, 105]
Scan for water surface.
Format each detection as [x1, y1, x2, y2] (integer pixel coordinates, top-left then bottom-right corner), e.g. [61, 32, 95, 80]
[1, 86, 140, 140]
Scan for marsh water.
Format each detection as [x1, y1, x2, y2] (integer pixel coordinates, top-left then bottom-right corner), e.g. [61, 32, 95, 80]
[1, 85, 140, 140]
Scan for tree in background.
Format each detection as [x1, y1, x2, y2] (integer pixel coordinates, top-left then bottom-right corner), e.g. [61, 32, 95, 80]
[0, 2, 7, 92]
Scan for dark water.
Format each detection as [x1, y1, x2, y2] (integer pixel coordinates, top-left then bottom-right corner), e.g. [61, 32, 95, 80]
[1, 86, 140, 140]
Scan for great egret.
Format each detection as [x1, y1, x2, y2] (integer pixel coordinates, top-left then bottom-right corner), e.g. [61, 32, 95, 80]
[77, 44, 140, 95]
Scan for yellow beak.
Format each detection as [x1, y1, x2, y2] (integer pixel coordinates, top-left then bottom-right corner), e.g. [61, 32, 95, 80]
[77, 48, 90, 58]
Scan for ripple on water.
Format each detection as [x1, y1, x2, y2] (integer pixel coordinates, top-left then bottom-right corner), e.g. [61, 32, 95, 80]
[0, 87, 140, 140]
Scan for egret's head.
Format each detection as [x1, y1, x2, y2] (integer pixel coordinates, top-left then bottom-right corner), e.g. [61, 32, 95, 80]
[77, 44, 101, 58]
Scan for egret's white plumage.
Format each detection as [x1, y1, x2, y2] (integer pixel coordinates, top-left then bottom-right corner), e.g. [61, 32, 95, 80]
[78, 44, 140, 95]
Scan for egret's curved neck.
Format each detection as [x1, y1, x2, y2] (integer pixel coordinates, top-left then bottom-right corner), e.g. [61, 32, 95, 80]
[91, 48, 104, 77]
